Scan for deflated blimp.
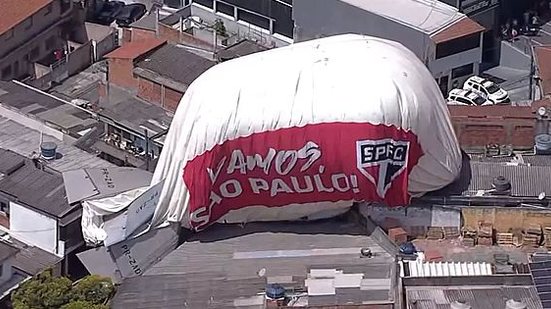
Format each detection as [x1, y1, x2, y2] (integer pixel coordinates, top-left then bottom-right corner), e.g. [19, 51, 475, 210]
[149, 34, 462, 231]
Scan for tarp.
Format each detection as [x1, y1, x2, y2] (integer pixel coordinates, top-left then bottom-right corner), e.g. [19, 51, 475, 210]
[149, 34, 462, 230]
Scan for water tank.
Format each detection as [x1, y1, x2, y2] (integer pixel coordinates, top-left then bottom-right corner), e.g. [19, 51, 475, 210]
[505, 299, 527, 309]
[265, 284, 285, 299]
[492, 176, 511, 195]
[535, 134, 551, 155]
[40, 142, 58, 160]
[450, 301, 471, 309]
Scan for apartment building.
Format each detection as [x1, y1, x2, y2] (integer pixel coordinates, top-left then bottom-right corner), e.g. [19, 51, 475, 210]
[0, 0, 73, 81]
[293, 0, 485, 94]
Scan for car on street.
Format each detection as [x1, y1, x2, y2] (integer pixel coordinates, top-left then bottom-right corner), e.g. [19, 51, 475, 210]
[463, 75, 510, 104]
[447, 88, 493, 106]
[95, 1, 125, 25]
[115, 3, 147, 27]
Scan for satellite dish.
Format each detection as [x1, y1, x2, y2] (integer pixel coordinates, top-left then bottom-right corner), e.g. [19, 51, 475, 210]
[538, 106, 547, 117]
[539, 192, 546, 200]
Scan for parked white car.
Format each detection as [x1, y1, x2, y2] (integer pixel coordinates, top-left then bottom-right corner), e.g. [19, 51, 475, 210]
[447, 88, 493, 106]
[463, 76, 509, 104]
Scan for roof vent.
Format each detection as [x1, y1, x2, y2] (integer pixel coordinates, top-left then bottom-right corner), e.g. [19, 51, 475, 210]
[450, 301, 471, 309]
[40, 142, 58, 160]
[360, 248, 373, 258]
[265, 284, 285, 300]
[535, 134, 551, 155]
[491, 176, 511, 195]
[505, 299, 527, 309]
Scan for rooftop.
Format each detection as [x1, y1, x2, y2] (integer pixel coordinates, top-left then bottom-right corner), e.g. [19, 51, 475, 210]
[0, 0, 52, 35]
[0, 149, 69, 218]
[130, 11, 157, 31]
[105, 38, 166, 60]
[135, 44, 216, 89]
[112, 217, 397, 308]
[98, 85, 172, 139]
[9, 237, 62, 276]
[217, 40, 269, 61]
[431, 16, 485, 43]
[0, 80, 98, 135]
[405, 285, 542, 309]
[0, 239, 19, 262]
[340, 0, 464, 35]
[0, 115, 113, 172]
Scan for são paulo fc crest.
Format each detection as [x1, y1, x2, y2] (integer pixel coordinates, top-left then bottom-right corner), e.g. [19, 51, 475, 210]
[356, 139, 409, 198]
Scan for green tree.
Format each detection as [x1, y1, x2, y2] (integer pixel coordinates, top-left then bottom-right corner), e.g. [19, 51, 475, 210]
[11, 270, 73, 309]
[71, 275, 114, 305]
[11, 272, 115, 309]
[61, 300, 109, 309]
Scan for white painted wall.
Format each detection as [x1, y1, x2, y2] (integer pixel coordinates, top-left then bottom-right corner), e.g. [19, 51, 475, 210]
[428, 47, 482, 77]
[9, 202, 59, 256]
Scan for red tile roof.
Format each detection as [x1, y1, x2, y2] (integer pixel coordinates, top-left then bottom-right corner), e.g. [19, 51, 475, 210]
[431, 17, 485, 43]
[105, 38, 167, 60]
[535, 46, 551, 96]
[0, 0, 53, 35]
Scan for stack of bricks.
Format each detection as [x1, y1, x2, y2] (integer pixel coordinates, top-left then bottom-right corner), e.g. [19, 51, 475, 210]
[443, 227, 460, 239]
[477, 222, 494, 246]
[523, 224, 542, 248]
[426, 227, 444, 240]
[544, 226, 551, 250]
[461, 228, 477, 247]
[496, 233, 513, 247]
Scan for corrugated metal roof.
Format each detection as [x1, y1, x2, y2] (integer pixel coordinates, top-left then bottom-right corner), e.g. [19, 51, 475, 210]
[406, 285, 543, 309]
[135, 44, 215, 86]
[0, 116, 113, 172]
[112, 219, 397, 308]
[407, 261, 493, 278]
[467, 162, 551, 197]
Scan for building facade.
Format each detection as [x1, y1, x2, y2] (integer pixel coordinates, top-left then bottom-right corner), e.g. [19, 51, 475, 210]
[293, 0, 484, 94]
[439, 0, 501, 68]
[0, 0, 74, 81]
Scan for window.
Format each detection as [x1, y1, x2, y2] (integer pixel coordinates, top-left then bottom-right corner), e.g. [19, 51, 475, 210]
[194, 0, 213, 9]
[44, 3, 53, 15]
[451, 63, 474, 79]
[216, 2, 234, 16]
[164, 0, 183, 8]
[436, 33, 480, 59]
[1, 66, 12, 79]
[456, 97, 471, 105]
[0, 201, 8, 215]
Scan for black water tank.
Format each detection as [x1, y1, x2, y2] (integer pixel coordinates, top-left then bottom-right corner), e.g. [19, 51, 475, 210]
[492, 176, 511, 194]
[265, 284, 285, 299]
[40, 142, 57, 160]
[535, 134, 551, 155]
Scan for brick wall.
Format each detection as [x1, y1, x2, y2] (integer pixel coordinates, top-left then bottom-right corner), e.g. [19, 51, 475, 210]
[449, 105, 536, 149]
[131, 28, 156, 42]
[158, 24, 213, 50]
[164, 86, 184, 112]
[136, 75, 184, 112]
[137, 77, 162, 105]
[108, 58, 137, 89]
